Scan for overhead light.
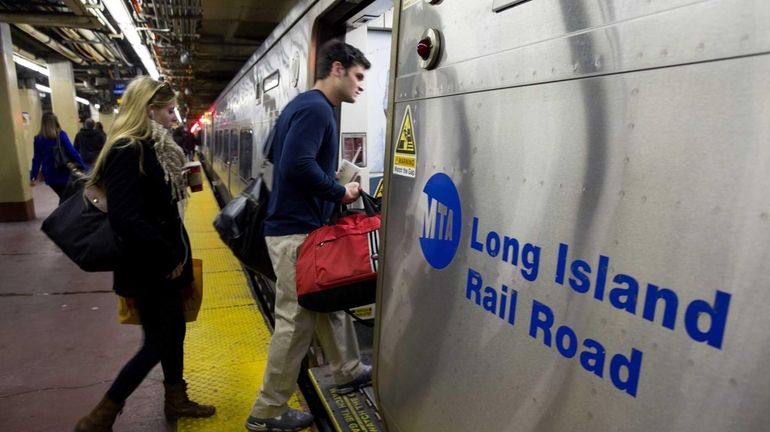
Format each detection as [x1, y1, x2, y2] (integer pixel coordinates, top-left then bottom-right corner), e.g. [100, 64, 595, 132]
[36, 83, 90, 105]
[13, 54, 49, 76]
[102, 0, 160, 79]
[174, 107, 182, 124]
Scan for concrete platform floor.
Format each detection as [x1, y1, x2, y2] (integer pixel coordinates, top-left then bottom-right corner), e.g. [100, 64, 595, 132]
[0, 184, 174, 431]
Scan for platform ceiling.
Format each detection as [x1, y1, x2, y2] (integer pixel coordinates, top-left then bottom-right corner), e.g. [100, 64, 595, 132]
[0, 0, 298, 123]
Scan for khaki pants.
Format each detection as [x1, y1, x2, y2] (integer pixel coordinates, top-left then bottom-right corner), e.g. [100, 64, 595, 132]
[250, 234, 366, 418]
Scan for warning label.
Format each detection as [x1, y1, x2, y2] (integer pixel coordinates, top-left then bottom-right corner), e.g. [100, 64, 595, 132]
[393, 105, 416, 178]
[373, 178, 384, 199]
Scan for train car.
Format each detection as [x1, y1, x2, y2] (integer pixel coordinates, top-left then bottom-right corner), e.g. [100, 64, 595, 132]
[199, 0, 392, 318]
[374, 1, 770, 432]
[202, 0, 770, 430]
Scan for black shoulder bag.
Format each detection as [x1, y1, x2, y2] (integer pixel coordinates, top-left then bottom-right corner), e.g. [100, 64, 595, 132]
[41, 184, 121, 272]
[213, 127, 276, 280]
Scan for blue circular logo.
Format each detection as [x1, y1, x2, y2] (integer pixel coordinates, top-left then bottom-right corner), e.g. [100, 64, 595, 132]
[419, 173, 462, 269]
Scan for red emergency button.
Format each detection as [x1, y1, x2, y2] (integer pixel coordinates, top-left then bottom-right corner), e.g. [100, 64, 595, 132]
[417, 29, 441, 70]
[417, 38, 432, 60]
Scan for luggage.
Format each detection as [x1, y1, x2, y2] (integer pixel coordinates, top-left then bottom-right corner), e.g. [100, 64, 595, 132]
[41, 184, 120, 272]
[212, 176, 275, 279]
[213, 127, 276, 279]
[295, 193, 380, 312]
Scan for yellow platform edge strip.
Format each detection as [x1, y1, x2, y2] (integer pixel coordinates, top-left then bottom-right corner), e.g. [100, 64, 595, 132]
[176, 177, 306, 432]
[309, 370, 343, 432]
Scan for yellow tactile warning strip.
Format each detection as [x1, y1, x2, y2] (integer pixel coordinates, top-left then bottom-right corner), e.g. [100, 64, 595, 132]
[176, 177, 307, 431]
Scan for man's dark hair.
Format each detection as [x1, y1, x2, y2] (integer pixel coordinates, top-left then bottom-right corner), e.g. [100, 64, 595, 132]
[315, 40, 371, 80]
[84, 118, 95, 129]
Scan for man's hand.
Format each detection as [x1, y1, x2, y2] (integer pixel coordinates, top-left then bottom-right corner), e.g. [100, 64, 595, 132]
[342, 182, 361, 204]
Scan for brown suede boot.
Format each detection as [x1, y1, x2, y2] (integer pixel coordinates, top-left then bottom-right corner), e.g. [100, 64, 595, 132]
[164, 380, 215, 420]
[73, 396, 123, 432]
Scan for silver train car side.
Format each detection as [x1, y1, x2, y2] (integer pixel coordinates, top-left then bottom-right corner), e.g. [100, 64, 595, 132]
[202, 0, 770, 431]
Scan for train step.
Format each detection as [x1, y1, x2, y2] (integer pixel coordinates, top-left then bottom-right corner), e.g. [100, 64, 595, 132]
[309, 365, 383, 432]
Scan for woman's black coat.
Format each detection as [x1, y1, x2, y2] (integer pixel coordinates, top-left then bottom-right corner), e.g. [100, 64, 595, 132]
[103, 138, 192, 297]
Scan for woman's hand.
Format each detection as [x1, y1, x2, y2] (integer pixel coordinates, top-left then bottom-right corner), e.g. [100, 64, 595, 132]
[167, 262, 184, 279]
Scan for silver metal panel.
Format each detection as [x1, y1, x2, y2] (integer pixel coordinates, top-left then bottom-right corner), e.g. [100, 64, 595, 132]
[377, 54, 770, 432]
[394, 0, 770, 101]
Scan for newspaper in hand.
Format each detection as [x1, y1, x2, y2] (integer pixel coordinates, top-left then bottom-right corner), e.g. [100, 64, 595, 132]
[337, 159, 360, 185]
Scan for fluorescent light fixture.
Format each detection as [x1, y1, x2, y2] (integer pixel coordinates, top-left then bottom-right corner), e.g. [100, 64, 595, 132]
[174, 107, 182, 124]
[13, 54, 49, 76]
[36, 83, 89, 105]
[102, 0, 160, 79]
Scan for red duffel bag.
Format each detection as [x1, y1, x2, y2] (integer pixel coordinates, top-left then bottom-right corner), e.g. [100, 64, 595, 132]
[296, 193, 380, 312]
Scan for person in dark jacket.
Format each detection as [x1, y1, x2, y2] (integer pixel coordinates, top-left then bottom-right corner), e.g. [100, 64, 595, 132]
[95, 121, 106, 139]
[73, 76, 215, 432]
[74, 118, 106, 166]
[29, 111, 87, 201]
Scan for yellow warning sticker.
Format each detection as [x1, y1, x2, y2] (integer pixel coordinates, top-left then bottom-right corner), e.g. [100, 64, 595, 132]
[393, 105, 416, 178]
[373, 178, 384, 199]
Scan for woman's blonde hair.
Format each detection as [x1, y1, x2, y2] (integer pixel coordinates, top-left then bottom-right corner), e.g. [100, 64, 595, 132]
[88, 76, 176, 186]
[37, 112, 61, 139]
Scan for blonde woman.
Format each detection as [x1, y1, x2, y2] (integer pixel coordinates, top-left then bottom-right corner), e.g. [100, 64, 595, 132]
[74, 77, 214, 431]
[30, 111, 86, 201]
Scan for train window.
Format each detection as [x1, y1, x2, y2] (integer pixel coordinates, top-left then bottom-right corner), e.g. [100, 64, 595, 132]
[239, 129, 253, 180]
[263, 71, 280, 93]
[255, 74, 262, 105]
[219, 131, 230, 162]
[493, 0, 531, 13]
[214, 131, 223, 161]
[229, 129, 239, 165]
[341, 132, 367, 167]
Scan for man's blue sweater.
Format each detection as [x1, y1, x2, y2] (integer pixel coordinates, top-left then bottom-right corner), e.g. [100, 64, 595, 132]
[264, 90, 347, 236]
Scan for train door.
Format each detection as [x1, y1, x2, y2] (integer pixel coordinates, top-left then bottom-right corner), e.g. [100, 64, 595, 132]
[302, 2, 394, 430]
[338, 10, 393, 196]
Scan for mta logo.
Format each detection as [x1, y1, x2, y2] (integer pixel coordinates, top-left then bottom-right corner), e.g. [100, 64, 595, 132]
[419, 173, 462, 269]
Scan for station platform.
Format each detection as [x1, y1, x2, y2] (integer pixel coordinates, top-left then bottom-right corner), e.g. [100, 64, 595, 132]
[0, 179, 311, 431]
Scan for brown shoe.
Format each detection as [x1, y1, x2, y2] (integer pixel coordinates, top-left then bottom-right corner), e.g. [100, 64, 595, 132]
[164, 380, 215, 420]
[74, 396, 123, 432]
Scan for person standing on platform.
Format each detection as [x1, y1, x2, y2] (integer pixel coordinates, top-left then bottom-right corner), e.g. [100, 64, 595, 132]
[95, 121, 106, 139]
[245, 40, 371, 432]
[73, 76, 215, 431]
[30, 111, 87, 201]
[74, 118, 106, 167]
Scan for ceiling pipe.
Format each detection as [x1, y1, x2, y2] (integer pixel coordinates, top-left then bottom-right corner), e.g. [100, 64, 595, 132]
[15, 23, 85, 65]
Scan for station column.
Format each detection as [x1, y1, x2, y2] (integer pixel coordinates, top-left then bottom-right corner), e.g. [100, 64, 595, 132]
[47, 59, 79, 139]
[0, 23, 34, 222]
[18, 78, 42, 168]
